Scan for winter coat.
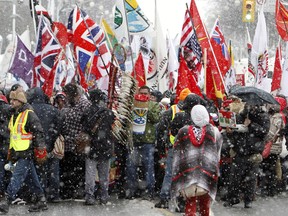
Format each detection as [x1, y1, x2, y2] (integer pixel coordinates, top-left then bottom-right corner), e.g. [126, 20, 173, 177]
[171, 123, 222, 200]
[228, 106, 270, 156]
[62, 97, 91, 152]
[9, 103, 46, 160]
[170, 111, 193, 137]
[81, 103, 115, 160]
[133, 101, 161, 146]
[156, 104, 182, 156]
[0, 101, 11, 158]
[27, 87, 61, 152]
[266, 112, 285, 155]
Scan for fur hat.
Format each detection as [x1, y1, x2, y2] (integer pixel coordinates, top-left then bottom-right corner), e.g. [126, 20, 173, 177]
[10, 91, 27, 103]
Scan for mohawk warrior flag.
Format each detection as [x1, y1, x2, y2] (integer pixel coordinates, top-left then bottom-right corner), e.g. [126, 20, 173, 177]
[67, 6, 109, 89]
[33, 15, 61, 87]
[10, 35, 34, 87]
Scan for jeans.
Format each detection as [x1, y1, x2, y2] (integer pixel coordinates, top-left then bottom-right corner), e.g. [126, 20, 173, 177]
[159, 148, 173, 200]
[126, 144, 155, 195]
[0, 156, 5, 192]
[7, 158, 44, 201]
[46, 156, 60, 199]
[85, 158, 110, 202]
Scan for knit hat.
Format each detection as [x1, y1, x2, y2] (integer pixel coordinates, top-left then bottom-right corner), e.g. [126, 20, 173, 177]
[179, 88, 191, 101]
[10, 91, 27, 103]
[191, 104, 209, 127]
[89, 89, 108, 103]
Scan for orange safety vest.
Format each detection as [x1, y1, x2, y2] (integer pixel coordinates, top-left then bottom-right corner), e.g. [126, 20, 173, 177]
[169, 105, 182, 145]
[8, 109, 33, 151]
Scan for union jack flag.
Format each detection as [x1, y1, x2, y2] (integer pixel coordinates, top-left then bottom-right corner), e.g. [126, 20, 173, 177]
[210, 19, 229, 60]
[67, 6, 106, 76]
[33, 15, 61, 87]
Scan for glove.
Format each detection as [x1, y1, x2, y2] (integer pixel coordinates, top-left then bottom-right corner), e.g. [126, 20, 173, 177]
[34, 147, 47, 164]
[229, 148, 236, 158]
[235, 124, 248, 132]
[249, 153, 263, 164]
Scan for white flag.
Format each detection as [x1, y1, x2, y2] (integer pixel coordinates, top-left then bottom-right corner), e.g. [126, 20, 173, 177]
[154, 8, 168, 92]
[167, 32, 179, 91]
[251, 8, 269, 91]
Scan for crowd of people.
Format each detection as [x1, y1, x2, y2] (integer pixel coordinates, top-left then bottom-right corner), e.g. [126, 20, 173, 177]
[0, 83, 287, 216]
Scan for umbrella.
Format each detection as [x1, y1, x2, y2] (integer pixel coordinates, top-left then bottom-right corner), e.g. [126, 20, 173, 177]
[229, 86, 279, 106]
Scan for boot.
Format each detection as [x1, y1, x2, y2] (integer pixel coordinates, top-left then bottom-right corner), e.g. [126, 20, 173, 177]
[155, 199, 169, 209]
[28, 195, 48, 212]
[0, 194, 10, 214]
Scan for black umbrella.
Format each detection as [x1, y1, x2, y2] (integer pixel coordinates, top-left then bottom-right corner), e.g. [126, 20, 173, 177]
[229, 86, 279, 106]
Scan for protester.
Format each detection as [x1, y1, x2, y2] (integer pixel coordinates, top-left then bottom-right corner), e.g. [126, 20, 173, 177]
[81, 89, 115, 205]
[0, 90, 48, 213]
[0, 95, 10, 198]
[171, 105, 223, 216]
[27, 87, 61, 203]
[155, 88, 190, 209]
[60, 83, 91, 199]
[53, 91, 66, 110]
[126, 86, 161, 200]
[224, 104, 270, 208]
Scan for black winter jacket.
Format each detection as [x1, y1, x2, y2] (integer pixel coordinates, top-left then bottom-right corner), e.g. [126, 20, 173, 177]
[81, 103, 115, 160]
[27, 87, 61, 152]
[10, 103, 46, 160]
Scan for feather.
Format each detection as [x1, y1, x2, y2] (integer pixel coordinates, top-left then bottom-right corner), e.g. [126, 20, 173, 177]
[112, 73, 136, 149]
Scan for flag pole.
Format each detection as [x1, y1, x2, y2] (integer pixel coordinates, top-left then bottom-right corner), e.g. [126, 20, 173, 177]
[77, 5, 110, 77]
[186, 3, 228, 95]
[203, 48, 207, 94]
[29, 0, 38, 39]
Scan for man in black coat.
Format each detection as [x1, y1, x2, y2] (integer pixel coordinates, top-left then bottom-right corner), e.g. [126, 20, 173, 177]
[27, 87, 61, 202]
[81, 89, 115, 205]
[224, 105, 270, 208]
[0, 95, 11, 198]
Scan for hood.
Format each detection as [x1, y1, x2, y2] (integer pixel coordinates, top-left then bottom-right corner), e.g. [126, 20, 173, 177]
[182, 93, 207, 112]
[27, 87, 48, 104]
